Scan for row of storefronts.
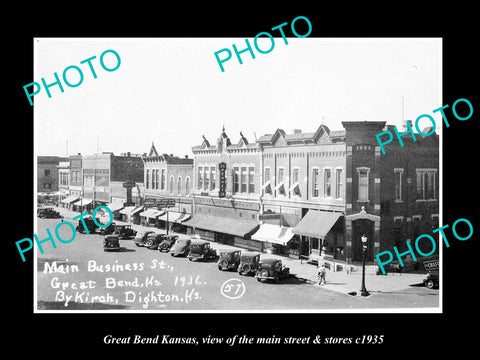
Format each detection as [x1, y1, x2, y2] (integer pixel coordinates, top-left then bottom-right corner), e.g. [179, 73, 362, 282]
[54, 121, 439, 266]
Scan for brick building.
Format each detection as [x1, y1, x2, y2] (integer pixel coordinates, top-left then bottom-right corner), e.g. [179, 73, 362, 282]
[140, 143, 193, 229]
[37, 156, 67, 193]
[184, 127, 262, 249]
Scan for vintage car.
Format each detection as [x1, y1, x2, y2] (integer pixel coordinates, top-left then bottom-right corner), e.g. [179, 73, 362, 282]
[217, 249, 241, 271]
[238, 251, 261, 276]
[169, 238, 192, 257]
[97, 222, 117, 235]
[143, 233, 165, 250]
[37, 207, 62, 219]
[423, 258, 439, 289]
[113, 224, 137, 239]
[187, 240, 217, 261]
[158, 235, 180, 252]
[76, 216, 99, 234]
[134, 230, 156, 247]
[255, 258, 290, 283]
[103, 232, 121, 251]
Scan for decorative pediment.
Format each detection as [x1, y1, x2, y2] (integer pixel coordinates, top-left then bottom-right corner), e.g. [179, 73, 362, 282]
[271, 129, 287, 146]
[148, 142, 159, 157]
[313, 124, 331, 144]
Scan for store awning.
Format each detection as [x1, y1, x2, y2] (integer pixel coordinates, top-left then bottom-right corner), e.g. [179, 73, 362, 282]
[184, 215, 259, 238]
[139, 208, 164, 218]
[61, 195, 79, 204]
[107, 202, 124, 212]
[73, 198, 93, 206]
[119, 206, 135, 215]
[251, 224, 295, 246]
[158, 211, 191, 223]
[293, 210, 342, 239]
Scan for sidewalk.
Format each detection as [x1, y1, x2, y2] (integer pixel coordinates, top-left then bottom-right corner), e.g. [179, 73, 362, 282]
[53, 206, 429, 296]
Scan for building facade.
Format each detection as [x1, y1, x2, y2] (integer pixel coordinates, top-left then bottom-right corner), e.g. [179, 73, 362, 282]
[37, 156, 66, 193]
[140, 143, 194, 230]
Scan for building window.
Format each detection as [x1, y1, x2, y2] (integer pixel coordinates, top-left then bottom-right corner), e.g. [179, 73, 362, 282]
[240, 167, 247, 193]
[292, 168, 299, 184]
[233, 167, 240, 193]
[264, 167, 271, 195]
[290, 168, 300, 196]
[198, 167, 203, 190]
[416, 169, 437, 200]
[210, 166, 216, 191]
[44, 169, 50, 176]
[248, 167, 255, 193]
[357, 167, 370, 201]
[185, 177, 190, 195]
[204, 167, 209, 191]
[43, 183, 51, 189]
[145, 170, 150, 189]
[394, 168, 403, 201]
[155, 170, 159, 190]
[161, 169, 165, 190]
[169, 175, 174, 194]
[335, 168, 343, 199]
[177, 176, 182, 195]
[276, 167, 285, 195]
[312, 168, 319, 197]
[324, 168, 331, 197]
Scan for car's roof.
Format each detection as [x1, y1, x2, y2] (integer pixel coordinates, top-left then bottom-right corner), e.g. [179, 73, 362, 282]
[220, 249, 241, 254]
[241, 251, 260, 256]
[191, 239, 209, 245]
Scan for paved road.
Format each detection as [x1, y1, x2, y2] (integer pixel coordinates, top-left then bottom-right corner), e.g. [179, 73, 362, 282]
[35, 218, 439, 311]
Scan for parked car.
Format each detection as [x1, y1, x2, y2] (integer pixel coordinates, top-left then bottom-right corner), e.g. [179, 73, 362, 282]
[187, 240, 217, 261]
[217, 249, 241, 271]
[37, 208, 62, 219]
[76, 216, 99, 234]
[158, 235, 180, 252]
[255, 258, 290, 283]
[113, 224, 137, 239]
[103, 232, 120, 251]
[238, 251, 261, 276]
[423, 258, 439, 289]
[144, 233, 166, 250]
[98, 222, 117, 236]
[170, 238, 192, 257]
[134, 230, 156, 247]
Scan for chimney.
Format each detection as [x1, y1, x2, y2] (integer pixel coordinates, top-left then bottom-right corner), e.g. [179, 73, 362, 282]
[170, 154, 173, 157]
[402, 120, 413, 132]
[292, 129, 302, 134]
[185, 155, 189, 159]
[127, 152, 131, 157]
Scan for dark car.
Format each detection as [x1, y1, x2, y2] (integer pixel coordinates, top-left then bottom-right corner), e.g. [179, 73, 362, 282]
[98, 222, 117, 236]
[423, 258, 439, 289]
[113, 224, 137, 239]
[103, 232, 120, 251]
[169, 238, 192, 257]
[144, 233, 166, 250]
[255, 258, 290, 283]
[158, 235, 180, 252]
[76, 216, 99, 234]
[217, 249, 241, 271]
[238, 251, 261, 276]
[187, 240, 217, 261]
[37, 208, 62, 219]
[134, 230, 156, 247]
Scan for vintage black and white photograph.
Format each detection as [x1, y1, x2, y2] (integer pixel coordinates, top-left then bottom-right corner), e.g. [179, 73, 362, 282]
[33, 37, 442, 312]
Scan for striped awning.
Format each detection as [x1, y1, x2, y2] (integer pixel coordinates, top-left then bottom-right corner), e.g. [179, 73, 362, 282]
[251, 224, 295, 246]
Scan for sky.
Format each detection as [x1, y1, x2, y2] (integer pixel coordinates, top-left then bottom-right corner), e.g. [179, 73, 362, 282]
[34, 37, 442, 158]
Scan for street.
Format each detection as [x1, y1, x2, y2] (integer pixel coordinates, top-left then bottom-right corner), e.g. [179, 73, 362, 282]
[35, 218, 439, 311]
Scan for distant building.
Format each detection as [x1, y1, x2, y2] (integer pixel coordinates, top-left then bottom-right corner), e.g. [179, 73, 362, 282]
[37, 156, 67, 193]
[57, 160, 70, 202]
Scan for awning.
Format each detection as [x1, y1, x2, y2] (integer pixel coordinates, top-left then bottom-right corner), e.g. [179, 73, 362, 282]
[61, 195, 79, 204]
[261, 181, 271, 190]
[293, 210, 342, 239]
[184, 215, 259, 238]
[107, 202, 124, 212]
[157, 211, 191, 223]
[289, 182, 299, 192]
[274, 182, 285, 190]
[251, 224, 295, 246]
[131, 206, 144, 215]
[73, 198, 93, 206]
[119, 206, 136, 215]
[139, 208, 164, 218]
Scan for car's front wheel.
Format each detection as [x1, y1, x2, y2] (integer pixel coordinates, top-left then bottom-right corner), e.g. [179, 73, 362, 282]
[425, 279, 435, 289]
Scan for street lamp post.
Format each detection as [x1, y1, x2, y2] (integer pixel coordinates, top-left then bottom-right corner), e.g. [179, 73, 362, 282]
[360, 234, 370, 296]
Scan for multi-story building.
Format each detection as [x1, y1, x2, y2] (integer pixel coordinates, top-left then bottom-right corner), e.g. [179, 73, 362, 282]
[57, 160, 70, 203]
[140, 143, 194, 230]
[37, 156, 66, 193]
[184, 127, 263, 249]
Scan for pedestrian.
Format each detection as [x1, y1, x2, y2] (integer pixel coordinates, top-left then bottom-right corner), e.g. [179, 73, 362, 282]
[318, 264, 326, 285]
